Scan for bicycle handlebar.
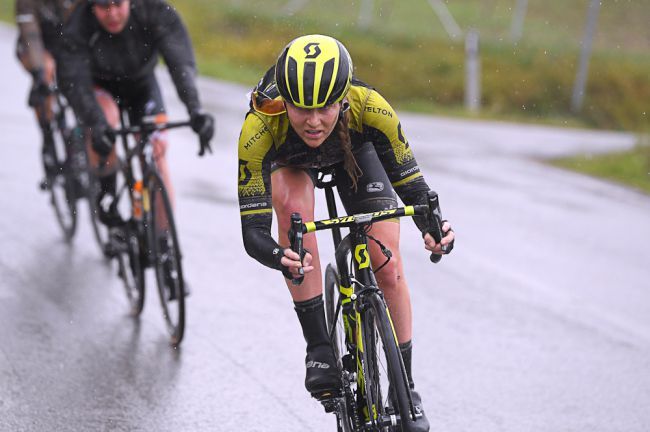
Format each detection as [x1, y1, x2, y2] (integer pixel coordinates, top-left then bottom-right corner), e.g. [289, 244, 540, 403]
[289, 194, 449, 265]
[98, 120, 193, 168]
[289, 213, 305, 285]
[426, 191, 446, 263]
[112, 120, 191, 136]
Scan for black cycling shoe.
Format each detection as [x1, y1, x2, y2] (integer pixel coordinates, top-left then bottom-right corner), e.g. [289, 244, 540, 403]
[305, 344, 340, 400]
[96, 192, 124, 227]
[103, 227, 127, 259]
[39, 144, 58, 191]
[404, 389, 430, 432]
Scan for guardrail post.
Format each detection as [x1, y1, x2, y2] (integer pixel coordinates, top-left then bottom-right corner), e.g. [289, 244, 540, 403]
[465, 29, 481, 113]
[571, 0, 601, 113]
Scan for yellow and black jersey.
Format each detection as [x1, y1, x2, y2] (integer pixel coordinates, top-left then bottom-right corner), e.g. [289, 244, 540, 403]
[238, 70, 430, 271]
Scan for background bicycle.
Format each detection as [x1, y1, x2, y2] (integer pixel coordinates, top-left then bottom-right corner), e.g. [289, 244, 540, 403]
[33, 83, 108, 251]
[97, 115, 204, 346]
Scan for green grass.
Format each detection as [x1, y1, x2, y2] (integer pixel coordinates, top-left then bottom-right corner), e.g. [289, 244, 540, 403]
[0, 1, 12, 22]
[2, 0, 649, 191]
[550, 138, 650, 194]
[169, 0, 650, 132]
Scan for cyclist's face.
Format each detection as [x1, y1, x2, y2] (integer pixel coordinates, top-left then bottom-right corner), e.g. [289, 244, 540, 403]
[285, 102, 340, 148]
[93, 0, 130, 34]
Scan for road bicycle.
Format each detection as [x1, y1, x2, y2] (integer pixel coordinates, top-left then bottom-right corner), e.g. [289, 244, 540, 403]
[289, 170, 446, 431]
[99, 114, 200, 346]
[35, 84, 108, 250]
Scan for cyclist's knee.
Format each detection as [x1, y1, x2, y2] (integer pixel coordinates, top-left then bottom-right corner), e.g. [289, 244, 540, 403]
[374, 258, 403, 290]
[94, 88, 120, 128]
[43, 52, 56, 85]
[152, 135, 168, 159]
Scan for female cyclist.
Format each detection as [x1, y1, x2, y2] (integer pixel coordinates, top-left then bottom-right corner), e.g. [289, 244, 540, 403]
[237, 34, 455, 431]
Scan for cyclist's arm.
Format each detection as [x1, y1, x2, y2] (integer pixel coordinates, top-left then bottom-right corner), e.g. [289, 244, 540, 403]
[238, 113, 285, 270]
[15, 0, 45, 72]
[149, 0, 201, 115]
[57, 5, 106, 128]
[355, 88, 432, 232]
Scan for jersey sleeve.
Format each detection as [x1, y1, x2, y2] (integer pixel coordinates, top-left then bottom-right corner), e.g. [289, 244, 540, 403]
[238, 112, 284, 270]
[149, 0, 201, 114]
[359, 89, 431, 208]
[15, 0, 45, 71]
[57, 6, 106, 128]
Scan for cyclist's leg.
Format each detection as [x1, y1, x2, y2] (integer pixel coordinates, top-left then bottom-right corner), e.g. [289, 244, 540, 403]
[272, 166, 322, 300]
[88, 87, 120, 224]
[272, 166, 339, 397]
[19, 50, 57, 179]
[335, 142, 412, 343]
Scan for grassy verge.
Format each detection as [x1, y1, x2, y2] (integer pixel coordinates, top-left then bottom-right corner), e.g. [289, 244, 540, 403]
[0, 1, 12, 22]
[171, 0, 650, 132]
[549, 138, 650, 194]
[2, 1, 648, 193]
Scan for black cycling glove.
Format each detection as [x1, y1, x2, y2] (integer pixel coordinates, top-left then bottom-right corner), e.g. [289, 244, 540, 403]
[190, 110, 215, 156]
[91, 123, 116, 158]
[28, 68, 50, 108]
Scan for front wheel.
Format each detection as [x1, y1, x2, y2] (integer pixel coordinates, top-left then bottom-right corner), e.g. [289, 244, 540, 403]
[114, 221, 146, 316]
[147, 171, 185, 346]
[360, 293, 417, 431]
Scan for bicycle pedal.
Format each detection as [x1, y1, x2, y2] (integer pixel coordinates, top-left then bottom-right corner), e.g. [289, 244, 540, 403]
[39, 178, 51, 191]
[319, 396, 342, 413]
[312, 388, 341, 403]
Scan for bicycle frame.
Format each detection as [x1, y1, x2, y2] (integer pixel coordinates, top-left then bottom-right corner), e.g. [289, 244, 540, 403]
[110, 114, 191, 224]
[290, 176, 436, 428]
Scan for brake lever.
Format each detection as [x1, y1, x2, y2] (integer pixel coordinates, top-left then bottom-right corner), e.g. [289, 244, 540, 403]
[427, 190, 446, 263]
[289, 212, 305, 285]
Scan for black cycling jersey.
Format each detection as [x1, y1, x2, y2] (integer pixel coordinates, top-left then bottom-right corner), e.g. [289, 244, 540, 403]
[58, 0, 201, 128]
[238, 67, 431, 272]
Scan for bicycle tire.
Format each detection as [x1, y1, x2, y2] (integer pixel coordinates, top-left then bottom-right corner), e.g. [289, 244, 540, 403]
[360, 293, 416, 431]
[115, 220, 146, 316]
[324, 264, 346, 367]
[47, 126, 77, 242]
[147, 171, 186, 346]
[66, 127, 109, 256]
[324, 264, 356, 432]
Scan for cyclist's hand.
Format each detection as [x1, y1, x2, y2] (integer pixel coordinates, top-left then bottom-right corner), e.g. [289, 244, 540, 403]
[28, 68, 50, 108]
[190, 110, 215, 155]
[91, 123, 116, 158]
[424, 220, 455, 255]
[280, 248, 314, 279]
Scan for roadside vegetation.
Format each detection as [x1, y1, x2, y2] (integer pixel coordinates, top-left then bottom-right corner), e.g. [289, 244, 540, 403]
[1, 0, 647, 190]
[550, 138, 650, 194]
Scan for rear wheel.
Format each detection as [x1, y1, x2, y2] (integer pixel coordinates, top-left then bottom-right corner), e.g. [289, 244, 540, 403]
[324, 264, 357, 432]
[47, 125, 77, 242]
[148, 171, 185, 346]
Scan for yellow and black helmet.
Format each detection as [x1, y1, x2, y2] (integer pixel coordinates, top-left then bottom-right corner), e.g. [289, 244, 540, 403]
[275, 34, 353, 109]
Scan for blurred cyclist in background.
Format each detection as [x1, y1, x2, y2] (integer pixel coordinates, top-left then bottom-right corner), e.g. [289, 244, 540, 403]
[58, 0, 214, 228]
[15, 0, 81, 188]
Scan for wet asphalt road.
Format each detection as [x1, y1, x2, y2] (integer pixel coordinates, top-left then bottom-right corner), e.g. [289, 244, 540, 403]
[1, 23, 649, 432]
